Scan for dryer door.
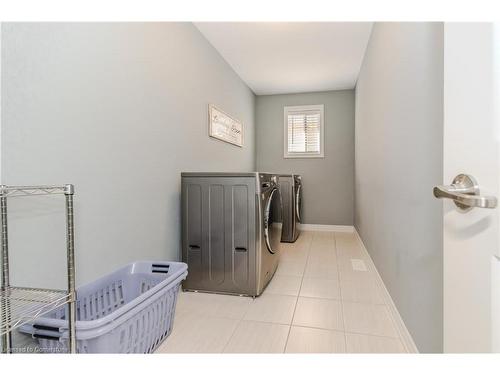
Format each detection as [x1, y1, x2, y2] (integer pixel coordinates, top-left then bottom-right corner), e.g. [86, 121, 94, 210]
[295, 184, 302, 223]
[264, 187, 282, 254]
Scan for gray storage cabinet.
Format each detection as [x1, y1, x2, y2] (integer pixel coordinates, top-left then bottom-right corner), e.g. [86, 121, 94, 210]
[181, 176, 257, 295]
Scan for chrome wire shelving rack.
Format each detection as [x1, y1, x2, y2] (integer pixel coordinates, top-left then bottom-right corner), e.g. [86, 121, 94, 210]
[0, 184, 76, 354]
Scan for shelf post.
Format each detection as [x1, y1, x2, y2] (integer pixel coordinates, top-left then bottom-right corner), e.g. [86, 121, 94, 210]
[0, 185, 12, 353]
[64, 184, 77, 353]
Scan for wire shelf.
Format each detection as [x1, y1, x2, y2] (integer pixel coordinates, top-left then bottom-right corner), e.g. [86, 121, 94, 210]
[0, 185, 69, 198]
[0, 286, 70, 336]
[1, 183, 76, 352]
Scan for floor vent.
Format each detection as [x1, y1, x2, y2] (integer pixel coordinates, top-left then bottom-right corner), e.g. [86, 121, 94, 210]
[350, 259, 368, 272]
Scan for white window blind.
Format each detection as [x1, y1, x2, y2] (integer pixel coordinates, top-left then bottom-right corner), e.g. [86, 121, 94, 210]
[284, 105, 324, 158]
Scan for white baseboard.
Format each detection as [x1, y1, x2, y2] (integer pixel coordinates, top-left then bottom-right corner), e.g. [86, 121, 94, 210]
[298, 224, 354, 232]
[353, 229, 419, 354]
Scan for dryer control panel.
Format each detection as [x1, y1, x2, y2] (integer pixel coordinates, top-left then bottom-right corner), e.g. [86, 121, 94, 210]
[258, 173, 278, 193]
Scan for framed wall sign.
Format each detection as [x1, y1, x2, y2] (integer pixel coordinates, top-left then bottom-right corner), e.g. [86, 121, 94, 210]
[208, 104, 244, 147]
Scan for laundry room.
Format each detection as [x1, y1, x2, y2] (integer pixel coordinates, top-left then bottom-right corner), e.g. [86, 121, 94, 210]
[1, 4, 500, 368]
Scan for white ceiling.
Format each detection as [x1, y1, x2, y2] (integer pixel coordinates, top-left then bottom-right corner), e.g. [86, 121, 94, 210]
[195, 22, 373, 95]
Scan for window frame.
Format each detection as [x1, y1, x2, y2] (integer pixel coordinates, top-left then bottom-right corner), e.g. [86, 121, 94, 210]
[283, 104, 325, 159]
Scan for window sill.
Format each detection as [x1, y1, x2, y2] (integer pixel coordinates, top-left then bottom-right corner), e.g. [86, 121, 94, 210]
[284, 153, 325, 159]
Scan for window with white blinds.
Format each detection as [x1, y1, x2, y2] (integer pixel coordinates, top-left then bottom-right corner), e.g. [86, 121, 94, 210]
[284, 105, 324, 158]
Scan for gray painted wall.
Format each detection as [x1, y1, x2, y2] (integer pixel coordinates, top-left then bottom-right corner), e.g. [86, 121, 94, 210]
[256, 90, 354, 225]
[1, 23, 255, 289]
[354, 23, 444, 352]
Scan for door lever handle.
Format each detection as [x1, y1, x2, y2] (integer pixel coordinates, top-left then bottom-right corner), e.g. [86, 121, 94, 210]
[433, 174, 497, 210]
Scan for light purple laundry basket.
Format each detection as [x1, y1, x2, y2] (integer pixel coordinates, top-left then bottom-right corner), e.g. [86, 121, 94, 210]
[20, 261, 187, 353]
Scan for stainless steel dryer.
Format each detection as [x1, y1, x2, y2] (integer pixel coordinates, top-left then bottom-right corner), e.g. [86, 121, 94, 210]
[279, 174, 302, 242]
[181, 172, 282, 297]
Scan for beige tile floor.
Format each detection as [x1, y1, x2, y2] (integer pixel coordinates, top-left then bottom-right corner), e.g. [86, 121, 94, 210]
[157, 230, 407, 353]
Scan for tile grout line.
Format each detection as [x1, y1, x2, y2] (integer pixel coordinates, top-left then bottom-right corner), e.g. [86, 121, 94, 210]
[282, 232, 313, 353]
[287, 322, 401, 340]
[220, 298, 254, 353]
[264, 291, 387, 306]
[334, 231, 349, 351]
[219, 320, 242, 353]
[224, 234, 312, 353]
[238, 316, 407, 341]
[352, 231, 413, 353]
[336, 233, 402, 348]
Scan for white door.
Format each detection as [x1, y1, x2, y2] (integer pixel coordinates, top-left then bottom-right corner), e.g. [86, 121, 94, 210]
[442, 23, 500, 352]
